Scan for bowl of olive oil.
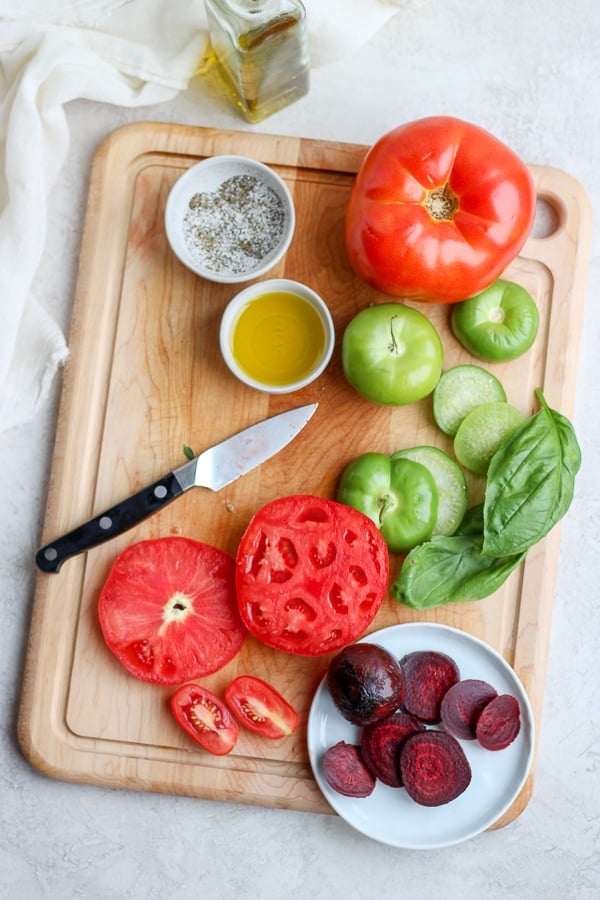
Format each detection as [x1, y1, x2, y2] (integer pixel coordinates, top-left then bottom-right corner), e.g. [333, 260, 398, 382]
[220, 279, 335, 393]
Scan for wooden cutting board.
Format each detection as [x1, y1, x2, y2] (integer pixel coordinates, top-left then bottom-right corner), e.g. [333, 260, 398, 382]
[19, 122, 591, 826]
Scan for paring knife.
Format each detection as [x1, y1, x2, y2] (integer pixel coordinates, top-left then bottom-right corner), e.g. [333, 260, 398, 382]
[36, 402, 318, 574]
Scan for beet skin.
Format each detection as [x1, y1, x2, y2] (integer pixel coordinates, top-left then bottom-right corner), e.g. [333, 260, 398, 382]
[327, 642, 405, 726]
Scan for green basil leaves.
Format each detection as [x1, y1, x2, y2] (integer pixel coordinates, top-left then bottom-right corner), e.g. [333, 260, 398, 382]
[483, 389, 581, 556]
[392, 390, 580, 610]
[392, 513, 527, 609]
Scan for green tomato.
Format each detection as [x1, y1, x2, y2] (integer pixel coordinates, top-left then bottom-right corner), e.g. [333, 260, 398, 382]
[337, 452, 438, 553]
[342, 303, 443, 405]
[451, 279, 539, 362]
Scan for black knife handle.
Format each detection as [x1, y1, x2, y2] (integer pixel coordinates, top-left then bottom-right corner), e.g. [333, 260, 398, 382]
[35, 472, 184, 574]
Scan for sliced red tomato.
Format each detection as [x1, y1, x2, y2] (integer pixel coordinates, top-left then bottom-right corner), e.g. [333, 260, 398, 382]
[170, 683, 239, 755]
[235, 495, 389, 657]
[98, 537, 246, 685]
[225, 675, 300, 739]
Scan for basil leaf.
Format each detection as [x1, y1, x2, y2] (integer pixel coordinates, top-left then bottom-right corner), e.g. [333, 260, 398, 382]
[454, 503, 484, 536]
[392, 528, 526, 610]
[483, 389, 581, 557]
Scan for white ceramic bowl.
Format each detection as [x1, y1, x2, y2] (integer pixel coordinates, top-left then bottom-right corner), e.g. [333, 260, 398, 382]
[164, 155, 295, 284]
[219, 278, 335, 394]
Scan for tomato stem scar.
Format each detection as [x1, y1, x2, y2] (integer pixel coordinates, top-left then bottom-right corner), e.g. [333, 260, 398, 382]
[424, 183, 459, 221]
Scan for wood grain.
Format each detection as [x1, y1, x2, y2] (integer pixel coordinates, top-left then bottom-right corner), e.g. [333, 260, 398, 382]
[18, 123, 592, 824]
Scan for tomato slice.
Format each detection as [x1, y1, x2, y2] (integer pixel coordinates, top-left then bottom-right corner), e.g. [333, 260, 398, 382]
[170, 683, 239, 755]
[225, 675, 300, 739]
[98, 537, 246, 685]
[235, 495, 389, 656]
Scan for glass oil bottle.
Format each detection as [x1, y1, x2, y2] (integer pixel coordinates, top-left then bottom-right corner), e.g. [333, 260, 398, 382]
[203, 0, 309, 123]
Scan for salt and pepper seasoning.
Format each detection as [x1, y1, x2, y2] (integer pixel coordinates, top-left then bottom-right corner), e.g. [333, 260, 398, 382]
[203, 0, 309, 123]
[183, 173, 286, 275]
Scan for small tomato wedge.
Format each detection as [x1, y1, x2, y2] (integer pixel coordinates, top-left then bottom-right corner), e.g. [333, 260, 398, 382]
[236, 495, 389, 656]
[225, 675, 300, 739]
[98, 537, 246, 685]
[170, 683, 239, 755]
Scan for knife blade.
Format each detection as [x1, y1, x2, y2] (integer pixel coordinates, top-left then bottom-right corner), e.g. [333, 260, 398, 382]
[36, 402, 318, 574]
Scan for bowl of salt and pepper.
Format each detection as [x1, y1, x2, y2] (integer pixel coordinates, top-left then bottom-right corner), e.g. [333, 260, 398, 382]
[164, 154, 335, 394]
[164, 155, 295, 284]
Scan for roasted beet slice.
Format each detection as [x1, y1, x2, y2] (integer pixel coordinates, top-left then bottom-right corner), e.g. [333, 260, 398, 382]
[321, 740, 376, 798]
[475, 693, 521, 750]
[360, 712, 425, 787]
[401, 650, 460, 723]
[440, 678, 498, 740]
[399, 730, 472, 807]
[327, 642, 406, 726]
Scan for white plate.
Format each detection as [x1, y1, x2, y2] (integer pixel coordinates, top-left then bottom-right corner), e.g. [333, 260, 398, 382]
[307, 622, 535, 849]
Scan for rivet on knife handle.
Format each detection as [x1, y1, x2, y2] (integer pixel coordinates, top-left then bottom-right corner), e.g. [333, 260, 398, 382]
[35, 472, 184, 574]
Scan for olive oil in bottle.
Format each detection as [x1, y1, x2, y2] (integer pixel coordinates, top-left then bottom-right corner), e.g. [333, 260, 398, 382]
[203, 0, 309, 123]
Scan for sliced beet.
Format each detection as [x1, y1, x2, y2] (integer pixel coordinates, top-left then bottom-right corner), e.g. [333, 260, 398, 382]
[401, 650, 460, 723]
[322, 741, 376, 798]
[475, 693, 521, 750]
[399, 730, 472, 807]
[360, 712, 426, 787]
[440, 678, 498, 740]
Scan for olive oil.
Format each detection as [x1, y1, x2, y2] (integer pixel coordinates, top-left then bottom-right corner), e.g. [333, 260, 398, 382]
[203, 0, 309, 123]
[232, 290, 325, 386]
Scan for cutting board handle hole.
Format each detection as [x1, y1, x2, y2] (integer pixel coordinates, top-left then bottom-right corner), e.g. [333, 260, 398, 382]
[532, 196, 562, 239]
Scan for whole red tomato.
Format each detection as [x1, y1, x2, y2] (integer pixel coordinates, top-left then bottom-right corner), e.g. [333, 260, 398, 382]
[345, 116, 536, 304]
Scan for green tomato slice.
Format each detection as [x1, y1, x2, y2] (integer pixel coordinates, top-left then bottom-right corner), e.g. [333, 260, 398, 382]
[433, 364, 507, 436]
[454, 402, 526, 475]
[337, 452, 438, 553]
[451, 279, 539, 362]
[391, 446, 468, 536]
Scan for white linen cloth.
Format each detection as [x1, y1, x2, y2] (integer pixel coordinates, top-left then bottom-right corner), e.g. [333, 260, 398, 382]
[0, 1, 423, 432]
